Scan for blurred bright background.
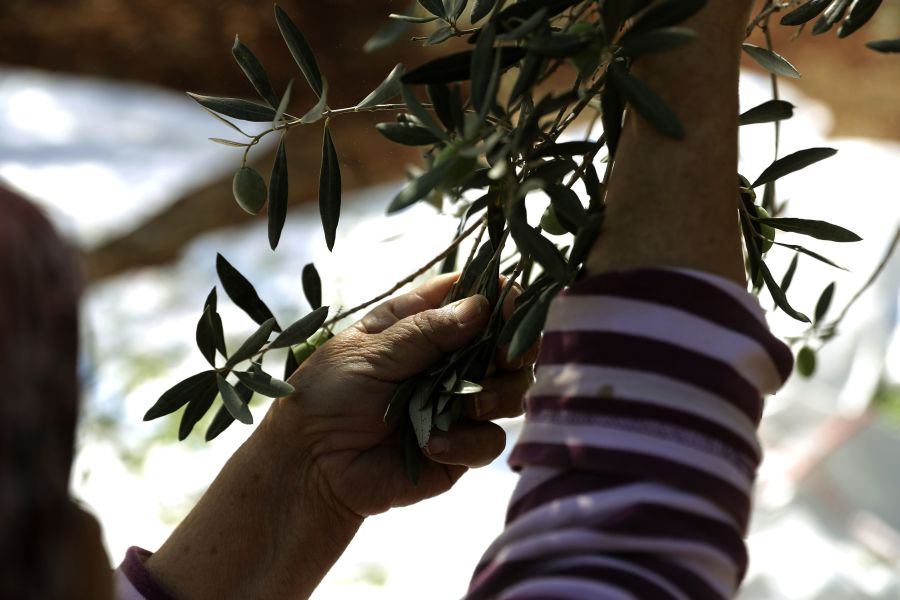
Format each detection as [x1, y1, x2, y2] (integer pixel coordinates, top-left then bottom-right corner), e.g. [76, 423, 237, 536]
[2, 2, 900, 598]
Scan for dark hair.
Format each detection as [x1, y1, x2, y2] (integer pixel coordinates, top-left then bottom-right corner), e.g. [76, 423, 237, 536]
[0, 185, 82, 599]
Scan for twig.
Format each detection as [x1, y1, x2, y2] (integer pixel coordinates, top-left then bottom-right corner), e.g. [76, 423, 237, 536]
[322, 216, 487, 327]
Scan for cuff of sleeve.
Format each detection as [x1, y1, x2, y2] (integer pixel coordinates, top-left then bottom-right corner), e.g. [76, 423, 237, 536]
[114, 547, 175, 600]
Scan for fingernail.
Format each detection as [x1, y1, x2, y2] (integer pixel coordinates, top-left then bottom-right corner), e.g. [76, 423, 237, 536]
[451, 295, 485, 324]
[426, 434, 448, 456]
[476, 393, 498, 419]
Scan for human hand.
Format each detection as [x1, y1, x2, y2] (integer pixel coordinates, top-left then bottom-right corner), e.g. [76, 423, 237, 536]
[264, 273, 536, 521]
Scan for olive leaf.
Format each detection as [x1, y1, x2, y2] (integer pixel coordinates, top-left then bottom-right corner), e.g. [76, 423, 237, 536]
[751, 147, 838, 187]
[838, 0, 882, 38]
[508, 286, 558, 361]
[770, 241, 849, 270]
[275, 4, 324, 97]
[755, 217, 862, 242]
[781, 253, 800, 294]
[376, 122, 443, 146]
[408, 378, 435, 447]
[618, 26, 697, 58]
[742, 44, 801, 79]
[759, 260, 810, 323]
[216, 254, 280, 328]
[545, 184, 586, 234]
[813, 0, 853, 35]
[417, 0, 446, 18]
[866, 38, 900, 53]
[268, 138, 289, 250]
[273, 80, 293, 124]
[357, 63, 405, 109]
[225, 317, 278, 368]
[388, 156, 459, 213]
[234, 367, 295, 398]
[302, 263, 322, 309]
[739, 100, 795, 126]
[780, 0, 831, 26]
[402, 48, 526, 84]
[144, 370, 217, 421]
[471, 0, 497, 23]
[269, 306, 330, 349]
[471, 23, 497, 115]
[205, 382, 254, 441]
[365, 15, 411, 53]
[232, 35, 280, 108]
[218, 374, 254, 424]
[508, 216, 569, 283]
[608, 63, 684, 139]
[179, 376, 221, 440]
[300, 78, 329, 124]
[187, 93, 276, 122]
[814, 282, 836, 324]
[401, 85, 448, 141]
[319, 125, 342, 251]
[195, 306, 218, 366]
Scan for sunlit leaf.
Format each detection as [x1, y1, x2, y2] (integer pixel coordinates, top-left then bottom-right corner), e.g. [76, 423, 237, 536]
[739, 100, 795, 126]
[234, 367, 295, 398]
[357, 64, 405, 109]
[300, 79, 329, 124]
[742, 44, 801, 79]
[225, 318, 277, 368]
[756, 217, 862, 242]
[144, 370, 217, 421]
[205, 383, 254, 441]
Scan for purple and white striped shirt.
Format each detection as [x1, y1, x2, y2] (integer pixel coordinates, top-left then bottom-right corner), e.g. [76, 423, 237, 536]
[117, 268, 792, 599]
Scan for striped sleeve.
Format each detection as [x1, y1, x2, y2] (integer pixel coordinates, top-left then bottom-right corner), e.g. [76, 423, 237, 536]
[466, 268, 793, 600]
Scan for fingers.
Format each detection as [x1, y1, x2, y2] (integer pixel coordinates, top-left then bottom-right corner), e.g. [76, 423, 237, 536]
[355, 273, 460, 335]
[425, 421, 506, 468]
[462, 369, 533, 421]
[365, 295, 491, 381]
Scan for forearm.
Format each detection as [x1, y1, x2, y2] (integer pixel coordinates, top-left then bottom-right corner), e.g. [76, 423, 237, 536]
[144, 415, 362, 599]
[586, 0, 756, 284]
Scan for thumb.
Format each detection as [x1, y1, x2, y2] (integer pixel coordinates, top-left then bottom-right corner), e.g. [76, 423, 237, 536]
[372, 295, 489, 381]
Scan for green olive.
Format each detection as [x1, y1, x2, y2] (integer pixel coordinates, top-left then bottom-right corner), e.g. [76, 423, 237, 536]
[291, 328, 334, 366]
[540, 205, 568, 236]
[796, 346, 816, 377]
[232, 167, 268, 215]
[754, 205, 775, 253]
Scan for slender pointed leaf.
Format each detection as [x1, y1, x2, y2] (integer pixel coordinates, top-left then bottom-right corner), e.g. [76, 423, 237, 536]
[205, 383, 254, 441]
[508, 217, 569, 283]
[814, 282, 836, 324]
[780, 253, 800, 294]
[365, 16, 410, 53]
[144, 370, 217, 421]
[401, 85, 448, 141]
[358, 64, 405, 109]
[471, 0, 497, 23]
[376, 122, 443, 146]
[234, 369, 295, 398]
[270, 306, 330, 349]
[507, 287, 556, 361]
[388, 154, 458, 213]
[739, 100, 795, 126]
[302, 263, 322, 309]
[225, 318, 277, 368]
[759, 261, 810, 323]
[268, 138, 289, 250]
[284, 347, 300, 380]
[609, 63, 684, 139]
[813, 0, 852, 35]
[618, 26, 696, 58]
[471, 23, 496, 115]
[273, 80, 293, 124]
[838, 0, 882, 38]
[232, 35, 280, 107]
[742, 44, 801, 79]
[218, 374, 253, 424]
[751, 147, 837, 187]
[509, 51, 544, 103]
[188, 93, 276, 122]
[320, 125, 342, 251]
[209, 138, 250, 147]
[780, 0, 831, 26]
[755, 217, 862, 242]
[418, 0, 446, 17]
[867, 38, 900, 53]
[770, 241, 848, 270]
[200, 107, 252, 137]
[195, 305, 217, 366]
[300, 79, 329, 124]
[408, 378, 434, 447]
[216, 254, 279, 328]
[402, 48, 526, 84]
[179, 376, 221, 440]
[274, 4, 324, 97]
